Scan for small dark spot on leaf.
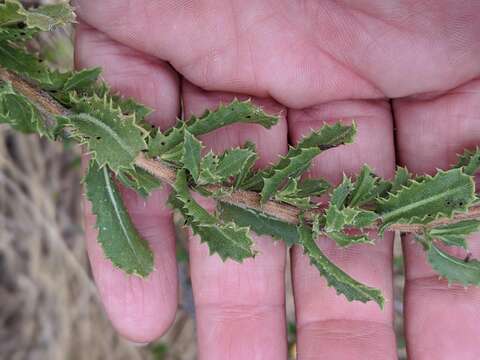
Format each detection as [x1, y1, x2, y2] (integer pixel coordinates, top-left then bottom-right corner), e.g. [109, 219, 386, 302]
[160, 142, 165, 146]
[17, 22, 26, 29]
[96, 136, 101, 140]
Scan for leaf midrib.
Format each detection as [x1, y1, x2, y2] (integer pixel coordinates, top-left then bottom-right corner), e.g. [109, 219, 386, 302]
[381, 186, 466, 222]
[103, 167, 140, 262]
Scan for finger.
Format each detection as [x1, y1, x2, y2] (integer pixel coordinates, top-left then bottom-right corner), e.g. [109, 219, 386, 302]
[76, 23, 180, 342]
[289, 100, 397, 359]
[74, 0, 383, 108]
[394, 78, 480, 360]
[182, 81, 289, 360]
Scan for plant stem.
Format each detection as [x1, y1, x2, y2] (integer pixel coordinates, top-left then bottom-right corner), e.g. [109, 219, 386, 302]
[2, 66, 480, 234]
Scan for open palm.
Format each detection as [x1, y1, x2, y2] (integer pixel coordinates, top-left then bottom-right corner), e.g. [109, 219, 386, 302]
[75, 1, 480, 359]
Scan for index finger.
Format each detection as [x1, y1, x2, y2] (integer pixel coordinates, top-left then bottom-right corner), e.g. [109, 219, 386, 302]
[76, 23, 180, 343]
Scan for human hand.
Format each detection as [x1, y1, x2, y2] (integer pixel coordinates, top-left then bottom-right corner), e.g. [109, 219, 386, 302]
[74, 1, 480, 358]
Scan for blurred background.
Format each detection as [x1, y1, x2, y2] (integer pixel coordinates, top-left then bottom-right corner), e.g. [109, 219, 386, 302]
[0, 1, 406, 359]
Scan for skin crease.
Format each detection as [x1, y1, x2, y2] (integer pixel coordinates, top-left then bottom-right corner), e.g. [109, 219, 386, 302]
[74, 1, 480, 359]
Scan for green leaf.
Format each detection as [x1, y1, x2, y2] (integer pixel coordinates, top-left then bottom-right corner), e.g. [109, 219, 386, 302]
[172, 170, 255, 262]
[274, 177, 330, 209]
[330, 175, 354, 208]
[217, 202, 299, 246]
[427, 243, 480, 286]
[454, 148, 480, 176]
[0, 80, 49, 136]
[259, 147, 320, 203]
[351, 210, 378, 228]
[63, 67, 101, 92]
[348, 165, 377, 207]
[325, 204, 347, 232]
[0, 27, 35, 41]
[246, 122, 356, 198]
[24, 2, 75, 31]
[298, 221, 384, 307]
[275, 178, 312, 208]
[215, 145, 257, 182]
[295, 178, 331, 197]
[181, 129, 202, 181]
[377, 169, 475, 233]
[429, 220, 480, 249]
[118, 166, 162, 198]
[327, 231, 373, 247]
[0, 41, 67, 89]
[233, 142, 258, 189]
[197, 144, 258, 186]
[65, 95, 147, 172]
[0, 0, 24, 27]
[296, 121, 357, 150]
[0, 0, 75, 31]
[89, 82, 153, 123]
[84, 161, 154, 277]
[391, 167, 411, 193]
[149, 99, 278, 156]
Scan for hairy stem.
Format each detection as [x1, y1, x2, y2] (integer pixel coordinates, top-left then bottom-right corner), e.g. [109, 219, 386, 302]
[2, 66, 479, 234]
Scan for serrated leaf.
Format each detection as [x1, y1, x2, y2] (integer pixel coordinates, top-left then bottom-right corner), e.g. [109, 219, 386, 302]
[25, 2, 75, 31]
[65, 95, 147, 172]
[0, 0, 75, 31]
[377, 169, 475, 233]
[247, 122, 356, 199]
[391, 166, 411, 193]
[427, 243, 480, 286]
[215, 145, 257, 181]
[217, 202, 299, 246]
[260, 147, 320, 203]
[0, 27, 35, 41]
[324, 204, 377, 234]
[63, 67, 101, 92]
[181, 129, 202, 181]
[295, 178, 331, 197]
[348, 165, 377, 207]
[454, 148, 480, 176]
[0, 80, 49, 136]
[233, 142, 258, 189]
[196, 144, 258, 186]
[275, 178, 312, 208]
[149, 99, 278, 156]
[274, 177, 331, 209]
[172, 170, 255, 262]
[85, 161, 153, 277]
[325, 204, 347, 232]
[327, 231, 373, 247]
[330, 175, 354, 208]
[0, 0, 24, 27]
[298, 221, 384, 307]
[0, 41, 67, 89]
[88, 82, 153, 123]
[429, 220, 480, 249]
[118, 166, 162, 198]
[351, 210, 378, 228]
